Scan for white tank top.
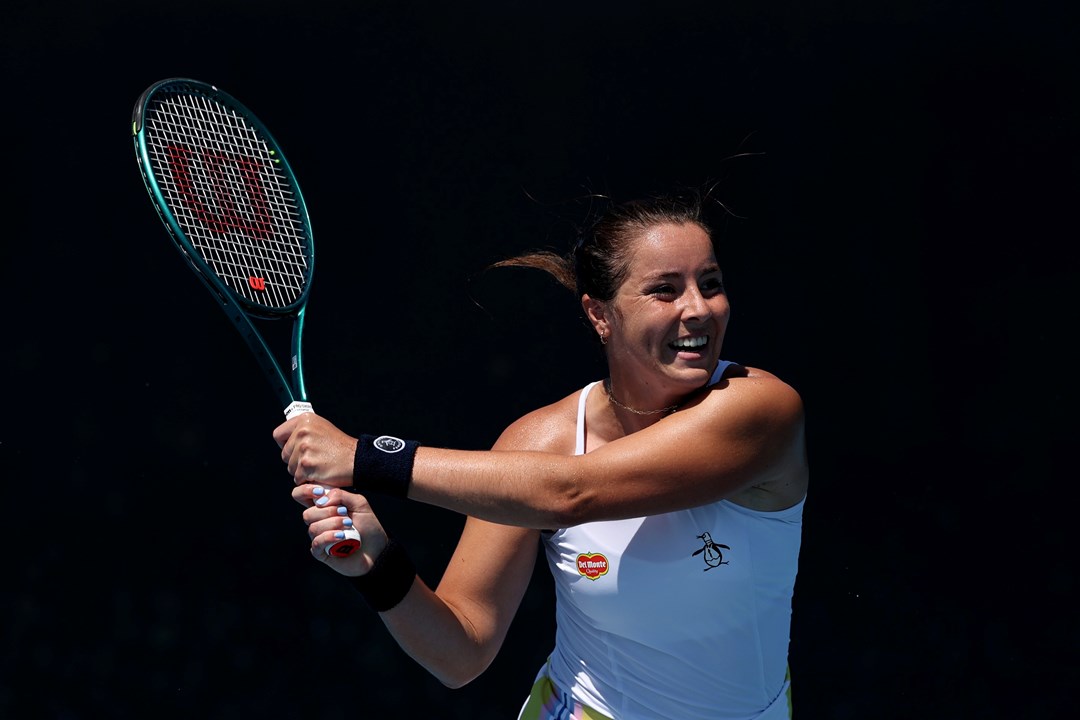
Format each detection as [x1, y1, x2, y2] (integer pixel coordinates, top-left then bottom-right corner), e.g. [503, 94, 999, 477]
[540, 361, 804, 719]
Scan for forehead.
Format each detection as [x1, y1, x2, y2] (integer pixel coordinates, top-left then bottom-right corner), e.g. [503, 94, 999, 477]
[626, 222, 718, 277]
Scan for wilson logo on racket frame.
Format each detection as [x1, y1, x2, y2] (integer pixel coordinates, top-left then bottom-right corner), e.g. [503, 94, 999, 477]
[248, 276, 267, 291]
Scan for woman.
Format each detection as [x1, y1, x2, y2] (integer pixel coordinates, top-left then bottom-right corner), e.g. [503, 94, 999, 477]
[274, 191, 809, 719]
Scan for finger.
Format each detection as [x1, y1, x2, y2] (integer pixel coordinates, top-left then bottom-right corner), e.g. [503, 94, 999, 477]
[273, 416, 299, 449]
[306, 511, 355, 539]
[289, 435, 323, 484]
[311, 527, 363, 559]
[308, 484, 365, 511]
[287, 439, 302, 479]
[281, 423, 310, 477]
[301, 498, 352, 527]
[291, 484, 318, 508]
[310, 484, 338, 508]
[281, 435, 298, 477]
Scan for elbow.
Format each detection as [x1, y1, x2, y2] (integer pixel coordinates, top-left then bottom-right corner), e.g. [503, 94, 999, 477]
[437, 674, 472, 690]
[420, 630, 497, 689]
[548, 501, 587, 528]
[545, 476, 594, 527]
[429, 657, 489, 689]
[414, 596, 503, 688]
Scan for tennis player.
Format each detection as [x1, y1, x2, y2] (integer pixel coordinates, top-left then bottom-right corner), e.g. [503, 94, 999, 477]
[276, 190, 808, 719]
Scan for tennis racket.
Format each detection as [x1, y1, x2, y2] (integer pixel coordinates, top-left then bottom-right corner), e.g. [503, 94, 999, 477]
[132, 78, 359, 557]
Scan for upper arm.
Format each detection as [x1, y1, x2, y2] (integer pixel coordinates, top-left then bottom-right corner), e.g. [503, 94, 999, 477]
[430, 409, 566, 669]
[564, 374, 807, 521]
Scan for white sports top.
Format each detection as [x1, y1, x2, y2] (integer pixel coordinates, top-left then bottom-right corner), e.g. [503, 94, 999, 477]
[539, 361, 805, 719]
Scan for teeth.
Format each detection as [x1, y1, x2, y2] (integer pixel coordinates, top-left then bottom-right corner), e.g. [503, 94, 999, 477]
[672, 336, 707, 349]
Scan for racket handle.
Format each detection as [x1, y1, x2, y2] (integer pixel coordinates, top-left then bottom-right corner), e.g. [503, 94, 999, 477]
[328, 527, 362, 557]
[284, 401, 314, 419]
[281, 401, 361, 557]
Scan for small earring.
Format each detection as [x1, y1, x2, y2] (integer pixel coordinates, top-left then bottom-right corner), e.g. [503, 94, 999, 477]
[599, 332, 608, 345]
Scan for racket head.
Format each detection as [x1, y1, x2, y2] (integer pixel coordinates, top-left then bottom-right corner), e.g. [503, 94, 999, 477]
[132, 78, 314, 319]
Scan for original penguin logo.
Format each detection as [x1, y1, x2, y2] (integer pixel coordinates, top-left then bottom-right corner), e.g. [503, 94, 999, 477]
[373, 436, 406, 453]
[692, 532, 730, 571]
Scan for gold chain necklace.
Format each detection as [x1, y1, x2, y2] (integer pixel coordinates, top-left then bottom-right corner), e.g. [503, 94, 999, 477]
[603, 377, 679, 416]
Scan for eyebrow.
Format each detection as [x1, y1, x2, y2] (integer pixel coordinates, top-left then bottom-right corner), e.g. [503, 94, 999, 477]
[642, 265, 721, 281]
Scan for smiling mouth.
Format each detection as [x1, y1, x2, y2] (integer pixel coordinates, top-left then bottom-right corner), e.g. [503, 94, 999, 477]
[670, 336, 708, 351]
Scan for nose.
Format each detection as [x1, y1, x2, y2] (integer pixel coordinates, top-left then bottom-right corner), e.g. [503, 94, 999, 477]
[680, 286, 713, 322]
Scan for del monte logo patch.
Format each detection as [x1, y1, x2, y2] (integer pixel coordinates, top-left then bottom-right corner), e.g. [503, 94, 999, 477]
[577, 552, 609, 580]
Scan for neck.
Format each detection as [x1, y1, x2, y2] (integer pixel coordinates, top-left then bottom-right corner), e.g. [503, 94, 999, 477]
[602, 377, 680, 416]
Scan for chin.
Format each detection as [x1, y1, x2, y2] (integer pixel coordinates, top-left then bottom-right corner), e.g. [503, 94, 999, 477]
[666, 364, 713, 387]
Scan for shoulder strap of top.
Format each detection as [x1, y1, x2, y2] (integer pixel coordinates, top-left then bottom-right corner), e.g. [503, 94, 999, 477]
[575, 381, 601, 456]
[709, 359, 745, 386]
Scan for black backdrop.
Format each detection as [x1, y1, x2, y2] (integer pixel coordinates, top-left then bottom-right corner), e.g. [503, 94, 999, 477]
[3, 1, 1075, 718]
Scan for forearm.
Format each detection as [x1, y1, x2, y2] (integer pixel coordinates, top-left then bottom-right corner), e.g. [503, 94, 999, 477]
[375, 574, 499, 688]
[407, 447, 582, 528]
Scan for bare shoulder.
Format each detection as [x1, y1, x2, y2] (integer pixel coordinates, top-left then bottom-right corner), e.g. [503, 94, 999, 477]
[705, 365, 808, 509]
[697, 365, 804, 424]
[491, 387, 583, 454]
[735, 364, 798, 390]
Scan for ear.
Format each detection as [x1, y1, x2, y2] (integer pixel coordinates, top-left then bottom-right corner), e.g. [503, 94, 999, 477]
[582, 294, 609, 339]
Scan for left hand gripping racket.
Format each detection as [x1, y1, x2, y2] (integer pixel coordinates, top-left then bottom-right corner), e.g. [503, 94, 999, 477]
[132, 78, 359, 557]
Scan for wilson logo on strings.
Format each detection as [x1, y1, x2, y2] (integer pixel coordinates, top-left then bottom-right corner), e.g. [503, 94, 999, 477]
[165, 143, 274, 240]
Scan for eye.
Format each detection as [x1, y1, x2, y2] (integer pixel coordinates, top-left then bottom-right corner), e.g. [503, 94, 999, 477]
[649, 283, 678, 298]
[699, 278, 725, 295]
[701, 275, 725, 296]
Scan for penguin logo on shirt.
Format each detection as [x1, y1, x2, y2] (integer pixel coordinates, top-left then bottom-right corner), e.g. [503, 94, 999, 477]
[692, 532, 730, 571]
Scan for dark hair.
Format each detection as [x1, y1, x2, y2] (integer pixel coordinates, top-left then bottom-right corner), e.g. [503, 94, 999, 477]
[490, 189, 715, 302]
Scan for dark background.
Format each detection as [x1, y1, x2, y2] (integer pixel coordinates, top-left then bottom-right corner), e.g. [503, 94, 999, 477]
[2, 1, 1076, 718]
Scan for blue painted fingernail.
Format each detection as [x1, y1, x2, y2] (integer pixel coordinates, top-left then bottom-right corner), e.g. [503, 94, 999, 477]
[334, 531, 345, 539]
[312, 486, 325, 496]
[343, 518, 353, 527]
[336, 506, 348, 516]
[315, 495, 330, 507]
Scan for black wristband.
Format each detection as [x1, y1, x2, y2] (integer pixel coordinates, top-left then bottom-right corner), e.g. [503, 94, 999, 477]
[347, 539, 417, 612]
[353, 434, 419, 498]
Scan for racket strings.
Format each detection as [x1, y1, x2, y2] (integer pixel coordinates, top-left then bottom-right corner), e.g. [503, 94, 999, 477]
[144, 91, 310, 310]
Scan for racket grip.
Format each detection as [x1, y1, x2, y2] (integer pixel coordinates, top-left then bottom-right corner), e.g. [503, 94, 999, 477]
[278, 399, 354, 557]
[280, 401, 357, 554]
[284, 401, 314, 419]
[328, 526, 362, 557]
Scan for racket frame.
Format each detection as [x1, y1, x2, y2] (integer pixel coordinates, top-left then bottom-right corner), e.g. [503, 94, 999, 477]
[132, 78, 315, 413]
[133, 78, 359, 557]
